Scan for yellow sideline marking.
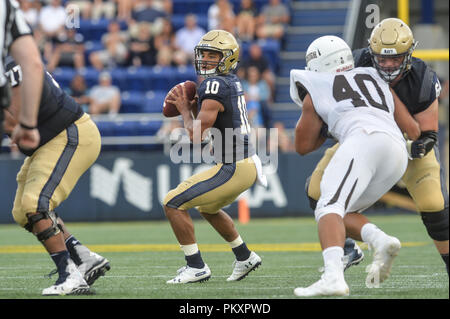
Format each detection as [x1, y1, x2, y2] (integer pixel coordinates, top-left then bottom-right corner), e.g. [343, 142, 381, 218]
[0, 242, 429, 254]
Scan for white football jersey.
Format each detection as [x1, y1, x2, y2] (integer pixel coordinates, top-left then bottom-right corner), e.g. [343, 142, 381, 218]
[290, 67, 404, 144]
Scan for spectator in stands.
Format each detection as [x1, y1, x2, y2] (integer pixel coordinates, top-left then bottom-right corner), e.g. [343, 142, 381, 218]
[116, 0, 134, 20]
[236, 0, 258, 42]
[128, 0, 168, 47]
[154, 18, 177, 51]
[46, 28, 86, 72]
[68, 74, 91, 112]
[174, 14, 206, 63]
[88, 72, 121, 115]
[207, 0, 235, 31]
[132, 0, 167, 22]
[127, 22, 157, 66]
[237, 43, 275, 100]
[155, 45, 173, 67]
[153, 0, 173, 15]
[270, 121, 295, 153]
[19, 0, 39, 29]
[91, 0, 117, 20]
[256, 0, 290, 40]
[39, 0, 67, 43]
[152, 18, 188, 67]
[242, 66, 269, 129]
[89, 21, 129, 70]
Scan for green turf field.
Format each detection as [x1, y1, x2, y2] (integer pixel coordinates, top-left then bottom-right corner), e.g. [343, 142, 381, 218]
[0, 214, 448, 300]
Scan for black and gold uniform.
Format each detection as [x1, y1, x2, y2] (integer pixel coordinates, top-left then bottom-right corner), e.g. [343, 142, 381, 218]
[5, 58, 101, 227]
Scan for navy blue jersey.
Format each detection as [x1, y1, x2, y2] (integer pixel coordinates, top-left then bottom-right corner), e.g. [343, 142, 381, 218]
[197, 74, 255, 163]
[353, 48, 441, 115]
[5, 57, 83, 155]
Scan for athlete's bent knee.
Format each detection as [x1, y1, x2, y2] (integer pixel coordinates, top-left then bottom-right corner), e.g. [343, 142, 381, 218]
[24, 211, 62, 242]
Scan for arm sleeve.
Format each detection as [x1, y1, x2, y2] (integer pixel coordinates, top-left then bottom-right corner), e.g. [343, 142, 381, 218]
[8, 0, 33, 44]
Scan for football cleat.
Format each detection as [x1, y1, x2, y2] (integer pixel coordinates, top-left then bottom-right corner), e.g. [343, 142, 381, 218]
[343, 238, 364, 271]
[166, 264, 211, 284]
[294, 271, 349, 297]
[227, 251, 262, 281]
[42, 259, 91, 296]
[77, 252, 111, 286]
[365, 236, 401, 287]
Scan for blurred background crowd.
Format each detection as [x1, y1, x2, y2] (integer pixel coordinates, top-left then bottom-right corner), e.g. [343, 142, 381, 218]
[5, 0, 449, 160]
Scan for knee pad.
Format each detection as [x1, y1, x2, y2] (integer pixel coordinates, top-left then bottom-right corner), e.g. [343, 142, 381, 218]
[421, 208, 449, 241]
[24, 211, 62, 242]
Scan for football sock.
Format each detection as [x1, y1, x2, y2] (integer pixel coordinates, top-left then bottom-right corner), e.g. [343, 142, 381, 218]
[441, 253, 449, 275]
[322, 246, 344, 272]
[232, 242, 251, 261]
[65, 235, 88, 265]
[181, 243, 199, 256]
[361, 223, 387, 247]
[185, 251, 205, 269]
[50, 250, 70, 277]
[228, 235, 244, 248]
[181, 244, 205, 268]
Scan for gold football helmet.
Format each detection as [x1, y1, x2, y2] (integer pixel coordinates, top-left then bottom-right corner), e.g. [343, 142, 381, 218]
[368, 18, 417, 82]
[194, 30, 240, 76]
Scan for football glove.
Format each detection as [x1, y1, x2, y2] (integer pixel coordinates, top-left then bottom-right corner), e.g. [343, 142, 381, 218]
[406, 130, 437, 159]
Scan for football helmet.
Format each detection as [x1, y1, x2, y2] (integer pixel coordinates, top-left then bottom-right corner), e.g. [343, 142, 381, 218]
[368, 18, 417, 82]
[194, 30, 239, 76]
[305, 35, 354, 73]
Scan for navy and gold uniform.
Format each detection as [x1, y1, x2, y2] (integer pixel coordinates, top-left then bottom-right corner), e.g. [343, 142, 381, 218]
[306, 48, 448, 237]
[197, 73, 255, 163]
[5, 58, 101, 227]
[163, 73, 258, 214]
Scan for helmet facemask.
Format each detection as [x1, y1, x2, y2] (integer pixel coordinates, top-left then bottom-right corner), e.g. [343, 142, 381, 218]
[194, 47, 231, 77]
[369, 41, 417, 83]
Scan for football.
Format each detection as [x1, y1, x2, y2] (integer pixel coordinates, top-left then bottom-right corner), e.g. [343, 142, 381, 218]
[163, 80, 197, 117]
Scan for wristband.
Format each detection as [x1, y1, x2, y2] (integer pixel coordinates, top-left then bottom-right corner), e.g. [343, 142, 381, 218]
[20, 122, 37, 130]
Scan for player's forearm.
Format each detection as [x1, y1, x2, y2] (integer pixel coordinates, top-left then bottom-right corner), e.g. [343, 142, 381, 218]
[414, 99, 439, 132]
[294, 119, 324, 155]
[180, 108, 194, 139]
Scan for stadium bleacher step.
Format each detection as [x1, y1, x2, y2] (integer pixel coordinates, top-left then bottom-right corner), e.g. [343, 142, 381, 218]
[274, 0, 350, 106]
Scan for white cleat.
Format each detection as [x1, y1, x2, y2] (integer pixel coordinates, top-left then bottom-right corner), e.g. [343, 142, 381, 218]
[294, 272, 349, 297]
[42, 259, 91, 296]
[227, 251, 262, 281]
[365, 236, 401, 288]
[78, 252, 111, 286]
[166, 264, 211, 284]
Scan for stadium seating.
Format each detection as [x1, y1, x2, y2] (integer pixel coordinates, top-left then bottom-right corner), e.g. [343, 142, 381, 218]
[51, 0, 350, 146]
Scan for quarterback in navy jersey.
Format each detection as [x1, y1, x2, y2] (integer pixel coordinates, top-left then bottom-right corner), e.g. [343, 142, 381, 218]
[162, 30, 263, 284]
[4, 58, 110, 295]
[306, 18, 449, 275]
